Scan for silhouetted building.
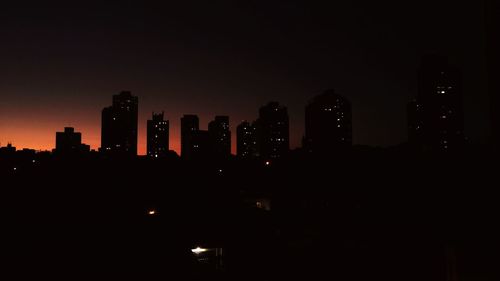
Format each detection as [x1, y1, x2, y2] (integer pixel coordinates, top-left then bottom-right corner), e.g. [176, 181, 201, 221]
[486, 0, 500, 149]
[55, 127, 90, 155]
[237, 121, 259, 158]
[303, 90, 352, 154]
[407, 99, 423, 146]
[147, 112, 169, 158]
[190, 130, 211, 160]
[181, 115, 199, 159]
[256, 102, 289, 159]
[410, 55, 465, 151]
[208, 116, 231, 158]
[0, 143, 16, 155]
[101, 91, 138, 156]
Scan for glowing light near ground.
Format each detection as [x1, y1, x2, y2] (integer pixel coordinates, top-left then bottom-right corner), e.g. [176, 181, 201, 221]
[148, 209, 156, 216]
[191, 247, 208, 254]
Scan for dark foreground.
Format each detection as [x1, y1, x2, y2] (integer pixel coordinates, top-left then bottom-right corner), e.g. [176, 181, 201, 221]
[1, 148, 499, 280]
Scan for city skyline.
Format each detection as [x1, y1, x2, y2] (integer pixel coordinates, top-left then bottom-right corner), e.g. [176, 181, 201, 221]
[0, 1, 491, 155]
[1, 2, 499, 279]
[0, 81, 480, 155]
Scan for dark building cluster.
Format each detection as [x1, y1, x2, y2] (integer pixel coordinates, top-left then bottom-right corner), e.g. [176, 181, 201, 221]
[56, 89, 352, 161]
[0, 55, 478, 161]
[1, 53, 499, 281]
[180, 115, 232, 160]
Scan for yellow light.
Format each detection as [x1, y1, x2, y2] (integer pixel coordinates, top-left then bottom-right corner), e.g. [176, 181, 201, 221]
[148, 210, 156, 216]
[191, 247, 208, 254]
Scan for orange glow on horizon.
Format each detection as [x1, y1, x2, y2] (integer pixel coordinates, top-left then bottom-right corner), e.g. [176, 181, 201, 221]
[0, 116, 238, 156]
[0, 98, 302, 155]
[1, 122, 183, 156]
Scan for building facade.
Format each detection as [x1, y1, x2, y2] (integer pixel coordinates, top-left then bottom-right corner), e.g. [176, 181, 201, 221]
[147, 112, 169, 158]
[237, 121, 259, 159]
[256, 102, 289, 159]
[55, 127, 90, 155]
[181, 115, 200, 159]
[303, 90, 352, 154]
[413, 55, 465, 151]
[101, 91, 138, 155]
[208, 116, 231, 158]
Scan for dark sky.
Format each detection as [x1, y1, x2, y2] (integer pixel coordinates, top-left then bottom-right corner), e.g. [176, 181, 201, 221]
[0, 1, 490, 154]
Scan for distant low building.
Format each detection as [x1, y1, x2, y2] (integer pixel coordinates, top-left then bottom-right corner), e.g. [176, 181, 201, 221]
[55, 127, 90, 155]
[0, 143, 16, 156]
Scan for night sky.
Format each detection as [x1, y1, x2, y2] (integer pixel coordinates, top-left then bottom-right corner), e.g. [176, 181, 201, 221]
[0, 1, 490, 155]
